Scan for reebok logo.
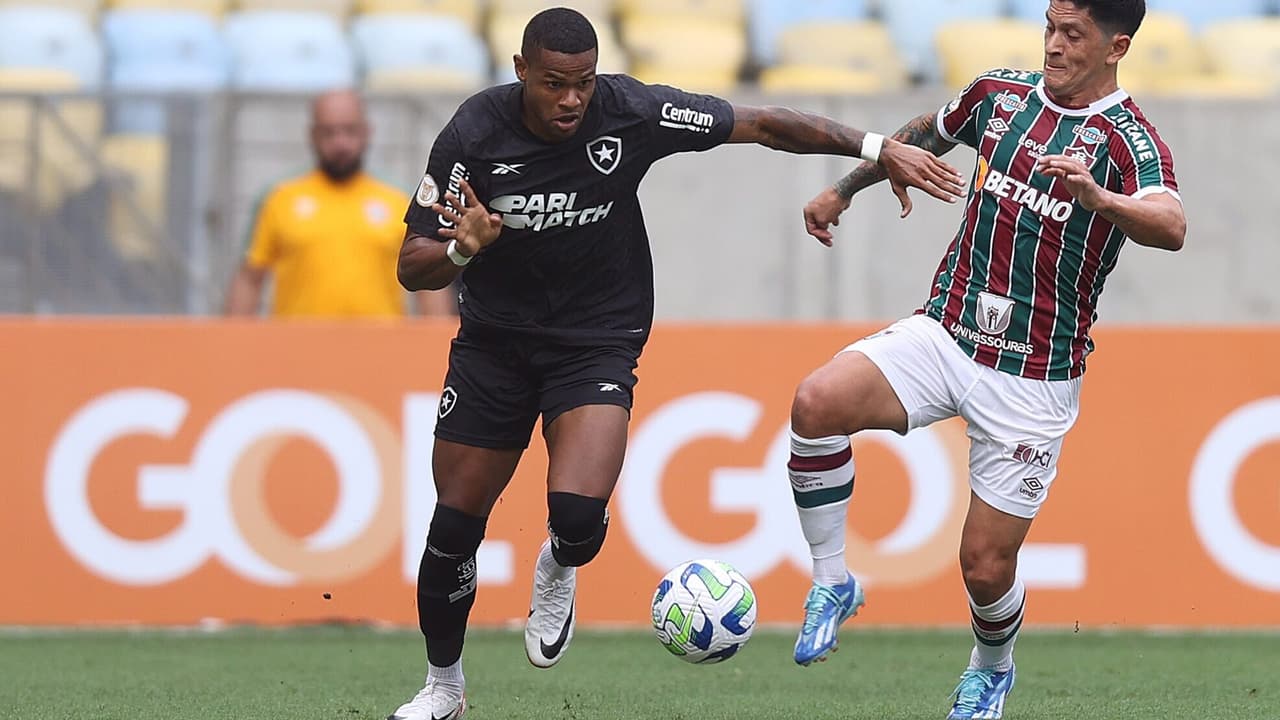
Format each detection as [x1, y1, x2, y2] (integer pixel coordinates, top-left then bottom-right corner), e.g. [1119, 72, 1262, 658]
[597, 383, 621, 393]
[492, 163, 524, 175]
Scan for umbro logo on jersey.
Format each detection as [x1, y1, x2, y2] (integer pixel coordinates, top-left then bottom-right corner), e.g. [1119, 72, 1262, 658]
[597, 383, 621, 393]
[587, 135, 622, 175]
[1019, 476, 1045, 500]
[492, 163, 524, 175]
[985, 118, 1010, 140]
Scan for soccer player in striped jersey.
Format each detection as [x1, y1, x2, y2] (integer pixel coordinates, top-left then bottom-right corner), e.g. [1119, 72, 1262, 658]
[786, 1, 1185, 718]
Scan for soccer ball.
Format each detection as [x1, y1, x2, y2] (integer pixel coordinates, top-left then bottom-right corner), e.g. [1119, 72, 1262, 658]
[650, 559, 757, 664]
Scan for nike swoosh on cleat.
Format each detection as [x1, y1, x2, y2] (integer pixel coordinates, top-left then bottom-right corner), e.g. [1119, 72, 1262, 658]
[538, 602, 574, 659]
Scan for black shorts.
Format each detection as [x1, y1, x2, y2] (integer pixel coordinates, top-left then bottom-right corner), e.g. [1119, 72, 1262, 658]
[434, 329, 641, 450]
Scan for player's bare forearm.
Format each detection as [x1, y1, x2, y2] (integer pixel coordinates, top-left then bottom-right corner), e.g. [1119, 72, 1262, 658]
[1096, 191, 1186, 251]
[833, 111, 958, 200]
[728, 105, 869, 156]
[398, 231, 464, 291]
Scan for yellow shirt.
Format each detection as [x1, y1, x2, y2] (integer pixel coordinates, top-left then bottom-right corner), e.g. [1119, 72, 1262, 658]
[245, 170, 409, 318]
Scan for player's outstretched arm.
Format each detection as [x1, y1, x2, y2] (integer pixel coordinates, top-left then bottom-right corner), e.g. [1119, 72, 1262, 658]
[398, 179, 503, 291]
[805, 111, 961, 244]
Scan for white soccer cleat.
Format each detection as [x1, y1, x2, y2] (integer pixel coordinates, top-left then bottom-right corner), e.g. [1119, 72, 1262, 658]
[524, 538, 577, 668]
[386, 677, 466, 720]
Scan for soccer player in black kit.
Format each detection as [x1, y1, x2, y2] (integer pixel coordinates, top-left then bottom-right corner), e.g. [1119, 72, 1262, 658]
[388, 8, 965, 719]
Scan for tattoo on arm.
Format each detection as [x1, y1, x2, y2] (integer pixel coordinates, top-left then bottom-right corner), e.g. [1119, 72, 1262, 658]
[832, 111, 958, 200]
[730, 105, 865, 156]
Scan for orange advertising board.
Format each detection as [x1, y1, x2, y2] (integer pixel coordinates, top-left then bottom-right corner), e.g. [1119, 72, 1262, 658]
[1, 319, 1278, 627]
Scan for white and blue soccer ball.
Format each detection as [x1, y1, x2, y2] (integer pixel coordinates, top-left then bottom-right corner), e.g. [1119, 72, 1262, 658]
[650, 559, 757, 664]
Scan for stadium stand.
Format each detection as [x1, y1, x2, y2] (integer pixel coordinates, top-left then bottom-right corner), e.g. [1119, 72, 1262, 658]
[99, 133, 167, 261]
[621, 13, 746, 92]
[0, 6, 103, 86]
[352, 14, 489, 91]
[224, 10, 356, 91]
[747, 0, 871, 66]
[935, 18, 1043, 89]
[106, 0, 229, 17]
[0, 0, 100, 15]
[1144, 0, 1271, 29]
[759, 20, 907, 94]
[615, 0, 742, 23]
[102, 9, 229, 131]
[880, 0, 1005, 80]
[0, 68, 102, 212]
[234, 0, 352, 17]
[491, 0, 613, 18]
[354, 0, 481, 28]
[1201, 17, 1280, 90]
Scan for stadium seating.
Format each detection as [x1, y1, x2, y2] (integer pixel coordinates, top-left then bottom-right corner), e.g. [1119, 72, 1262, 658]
[879, 0, 1005, 80]
[354, 0, 481, 28]
[0, 6, 103, 87]
[102, 9, 229, 131]
[234, 0, 351, 17]
[0, 0, 100, 15]
[1114, 11, 1203, 93]
[0, 68, 102, 212]
[615, 0, 742, 23]
[490, 0, 613, 18]
[1201, 18, 1280, 90]
[99, 133, 167, 261]
[936, 19, 1043, 89]
[224, 11, 356, 91]
[352, 14, 488, 91]
[488, 9, 628, 82]
[106, 0, 229, 16]
[621, 14, 746, 92]
[1144, 0, 1270, 29]
[747, 0, 871, 66]
[759, 21, 907, 94]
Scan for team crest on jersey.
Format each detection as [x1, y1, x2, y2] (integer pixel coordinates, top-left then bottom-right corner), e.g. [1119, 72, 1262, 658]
[1064, 145, 1097, 167]
[587, 135, 622, 175]
[976, 292, 1016, 335]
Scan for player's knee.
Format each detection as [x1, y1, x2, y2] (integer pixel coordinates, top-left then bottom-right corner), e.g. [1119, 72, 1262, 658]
[959, 546, 1016, 602]
[426, 503, 487, 559]
[546, 492, 609, 567]
[791, 373, 841, 438]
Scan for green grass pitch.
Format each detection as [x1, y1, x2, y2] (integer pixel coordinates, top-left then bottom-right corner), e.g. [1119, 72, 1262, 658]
[1, 627, 1275, 719]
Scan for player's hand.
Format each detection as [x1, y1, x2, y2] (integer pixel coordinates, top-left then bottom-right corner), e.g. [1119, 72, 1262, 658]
[803, 187, 851, 247]
[878, 138, 966, 218]
[1037, 154, 1107, 211]
[433, 179, 503, 257]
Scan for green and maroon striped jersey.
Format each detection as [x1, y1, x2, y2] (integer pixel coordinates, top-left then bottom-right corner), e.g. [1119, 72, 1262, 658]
[922, 69, 1180, 380]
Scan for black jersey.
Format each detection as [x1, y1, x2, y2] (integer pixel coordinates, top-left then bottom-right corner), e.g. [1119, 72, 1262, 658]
[405, 74, 734, 345]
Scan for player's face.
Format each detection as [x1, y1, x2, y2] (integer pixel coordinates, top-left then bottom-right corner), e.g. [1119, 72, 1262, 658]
[515, 47, 598, 142]
[310, 93, 369, 182]
[1042, 0, 1129, 100]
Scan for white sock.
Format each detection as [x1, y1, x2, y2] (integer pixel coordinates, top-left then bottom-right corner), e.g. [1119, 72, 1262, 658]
[541, 536, 574, 579]
[968, 578, 1025, 672]
[428, 659, 464, 688]
[789, 430, 855, 587]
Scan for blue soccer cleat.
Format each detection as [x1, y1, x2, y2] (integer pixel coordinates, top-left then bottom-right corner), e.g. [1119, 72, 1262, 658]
[793, 572, 864, 666]
[946, 665, 1016, 719]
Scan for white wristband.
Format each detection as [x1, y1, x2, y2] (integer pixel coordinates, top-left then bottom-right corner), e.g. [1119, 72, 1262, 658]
[446, 239, 472, 266]
[860, 132, 885, 164]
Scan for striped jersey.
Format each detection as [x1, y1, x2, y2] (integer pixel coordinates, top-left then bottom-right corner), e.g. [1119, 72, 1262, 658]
[922, 69, 1179, 380]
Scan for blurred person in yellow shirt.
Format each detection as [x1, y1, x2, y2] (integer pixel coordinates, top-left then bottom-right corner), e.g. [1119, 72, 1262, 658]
[224, 89, 453, 318]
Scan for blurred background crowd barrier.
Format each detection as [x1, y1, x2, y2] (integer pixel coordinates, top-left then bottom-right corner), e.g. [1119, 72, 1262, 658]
[0, 0, 1277, 320]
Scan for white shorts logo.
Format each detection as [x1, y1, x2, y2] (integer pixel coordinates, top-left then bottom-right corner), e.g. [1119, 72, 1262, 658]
[976, 292, 1016, 335]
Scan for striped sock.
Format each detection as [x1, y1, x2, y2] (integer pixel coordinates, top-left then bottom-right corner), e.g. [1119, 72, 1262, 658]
[789, 430, 855, 587]
[968, 578, 1025, 672]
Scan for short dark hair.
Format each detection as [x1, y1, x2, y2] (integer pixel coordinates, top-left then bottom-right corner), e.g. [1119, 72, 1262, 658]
[521, 7, 598, 58]
[1063, 0, 1146, 37]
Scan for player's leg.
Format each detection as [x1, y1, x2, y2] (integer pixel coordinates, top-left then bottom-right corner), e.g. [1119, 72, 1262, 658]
[945, 368, 1081, 720]
[524, 344, 637, 668]
[789, 316, 960, 665]
[946, 493, 1030, 720]
[390, 334, 539, 720]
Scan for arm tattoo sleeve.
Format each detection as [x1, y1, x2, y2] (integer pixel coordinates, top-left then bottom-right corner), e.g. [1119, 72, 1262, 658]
[832, 111, 958, 200]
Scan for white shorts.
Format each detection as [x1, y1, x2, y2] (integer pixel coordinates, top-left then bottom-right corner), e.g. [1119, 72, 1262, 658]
[844, 314, 1082, 519]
